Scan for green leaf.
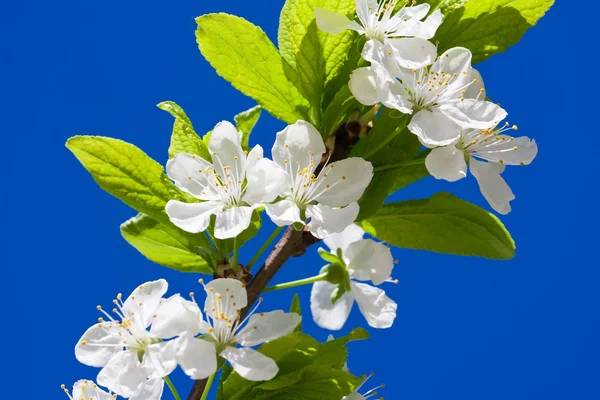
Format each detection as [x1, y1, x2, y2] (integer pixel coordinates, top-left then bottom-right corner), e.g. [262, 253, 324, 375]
[278, 0, 356, 126]
[421, 0, 468, 14]
[158, 101, 210, 160]
[120, 214, 214, 273]
[235, 105, 262, 148]
[217, 364, 234, 400]
[360, 192, 516, 259]
[314, 328, 369, 369]
[435, 0, 555, 63]
[195, 13, 309, 124]
[249, 365, 359, 400]
[320, 85, 361, 138]
[354, 110, 426, 220]
[66, 136, 191, 223]
[289, 294, 303, 332]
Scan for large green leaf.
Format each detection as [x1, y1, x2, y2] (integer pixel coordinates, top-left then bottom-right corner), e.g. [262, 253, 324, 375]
[435, 0, 555, 63]
[158, 101, 209, 160]
[66, 136, 191, 223]
[360, 192, 516, 259]
[235, 105, 262, 148]
[278, 0, 356, 125]
[196, 13, 309, 124]
[314, 328, 369, 369]
[121, 213, 214, 273]
[320, 85, 361, 138]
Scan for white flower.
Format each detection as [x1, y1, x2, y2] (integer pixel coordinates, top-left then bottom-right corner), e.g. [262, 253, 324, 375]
[264, 121, 373, 239]
[175, 278, 302, 381]
[349, 46, 508, 147]
[315, 0, 443, 69]
[310, 224, 397, 330]
[425, 122, 538, 214]
[165, 120, 287, 239]
[75, 280, 193, 398]
[62, 379, 164, 400]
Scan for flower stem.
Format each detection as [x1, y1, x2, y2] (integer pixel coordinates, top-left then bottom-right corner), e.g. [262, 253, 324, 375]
[246, 226, 284, 270]
[231, 236, 239, 274]
[374, 157, 425, 172]
[164, 376, 181, 400]
[200, 373, 216, 400]
[263, 273, 328, 292]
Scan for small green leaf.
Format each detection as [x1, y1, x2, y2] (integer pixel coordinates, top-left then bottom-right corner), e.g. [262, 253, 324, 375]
[360, 192, 516, 259]
[158, 101, 210, 160]
[318, 247, 340, 264]
[66, 136, 190, 223]
[289, 294, 303, 332]
[235, 105, 262, 148]
[435, 0, 555, 64]
[120, 214, 214, 274]
[320, 85, 361, 138]
[196, 13, 309, 124]
[314, 328, 369, 369]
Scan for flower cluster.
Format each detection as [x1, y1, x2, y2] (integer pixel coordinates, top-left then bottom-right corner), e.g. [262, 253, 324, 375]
[166, 119, 373, 239]
[70, 278, 300, 398]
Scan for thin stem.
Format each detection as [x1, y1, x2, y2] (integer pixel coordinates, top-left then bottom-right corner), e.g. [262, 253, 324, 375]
[246, 226, 284, 270]
[164, 376, 181, 400]
[263, 273, 328, 292]
[200, 373, 216, 400]
[231, 236, 239, 274]
[374, 157, 425, 172]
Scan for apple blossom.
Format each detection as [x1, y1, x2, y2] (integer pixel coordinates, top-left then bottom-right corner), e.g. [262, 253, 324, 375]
[425, 122, 538, 214]
[349, 45, 507, 147]
[315, 0, 442, 69]
[165, 120, 287, 239]
[175, 278, 302, 381]
[264, 121, 373, 239]
[311, 224, 398, 330]
[75, 280, 193, 398]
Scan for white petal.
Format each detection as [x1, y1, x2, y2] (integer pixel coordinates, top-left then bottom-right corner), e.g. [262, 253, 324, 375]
[243, 159, 289, 204]
[314, 8, 363, 34]
[165, 200, 222, 234]
[221, 347, 279, 381]
[244, 144, 264, 172]
[440, 99, 508, 130]
[346, 239, 394, 285]
[433, 47, 472, 81]
[264, 200, 304, 227]
[213, 206, 254, 239]
[425, 145, 467, 182]
[166, 153, 216, 200]
[272, 121, 325, 171]
[75, 324, 123, 367]
[313, 158, 373, 207]
[464, 68, 485, 100]
[123, 279, 169, 328]
[395, 9, 443, 39]
[356, 0, 378, 27]
[97, 351, 146, 398]
[208, 121, 246, 181]
[150, 294, 203, 339]
[323, 223, 365, 254]
[475, 136, 538, 166]
[310, 281, 354, 331]
[386, 37, 437, 69]
[235, 310, 302, 347]
[408, 108, 461, 147]
[142, 341, 177, 379]
[130, 379, 164, 400]
[470, 158, 515, 215]
[204, 278, 248, 313]
[306, 203, 360, 240]
[176, 332, 218, 380]
[350, 282, 397, 329]
[349, 66, 382, 106]
[72, 380, 113, 400]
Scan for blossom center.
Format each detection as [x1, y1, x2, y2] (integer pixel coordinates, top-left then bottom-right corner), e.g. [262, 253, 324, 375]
[406, 64, 476, 111]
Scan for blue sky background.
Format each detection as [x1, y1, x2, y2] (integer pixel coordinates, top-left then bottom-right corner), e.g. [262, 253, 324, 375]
[2, 1, 598, 399]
